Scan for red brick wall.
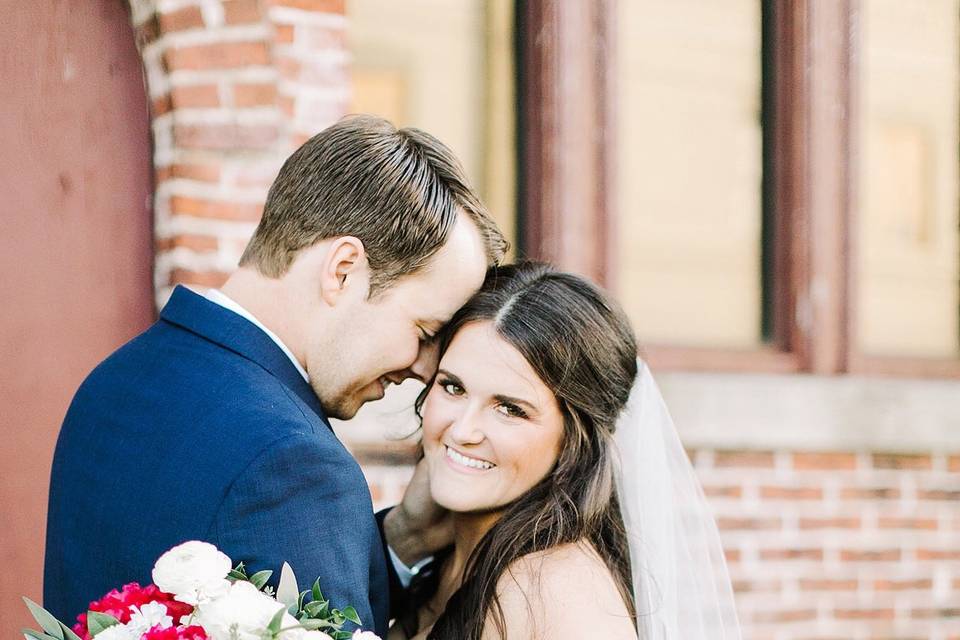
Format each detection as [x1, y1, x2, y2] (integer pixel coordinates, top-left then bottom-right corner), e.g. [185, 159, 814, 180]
[128, 0, 349, 303]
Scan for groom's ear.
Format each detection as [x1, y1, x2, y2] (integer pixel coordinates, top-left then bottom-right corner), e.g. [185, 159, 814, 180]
[318, 236, 369, 306]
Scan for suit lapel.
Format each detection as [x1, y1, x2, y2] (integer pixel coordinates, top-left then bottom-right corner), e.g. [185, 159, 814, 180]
[159, 285, 331, 430]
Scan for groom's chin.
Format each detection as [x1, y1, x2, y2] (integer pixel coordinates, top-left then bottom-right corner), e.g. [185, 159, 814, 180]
[320, 378, 387, 420]
[324, 397, 362, 421]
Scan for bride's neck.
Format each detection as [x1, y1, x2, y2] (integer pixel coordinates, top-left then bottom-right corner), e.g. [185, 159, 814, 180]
[445, 510, 502, 582]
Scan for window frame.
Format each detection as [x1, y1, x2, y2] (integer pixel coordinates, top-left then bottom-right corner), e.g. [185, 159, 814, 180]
[517, 0, 960, 378]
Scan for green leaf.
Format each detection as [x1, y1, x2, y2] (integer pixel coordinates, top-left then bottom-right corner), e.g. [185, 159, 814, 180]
[303, 600, 329, 618]
[311, 578, 324, 603]
[249, 570, 273, 591]
[296, 590, 308, 614]
[331, 632, 352, 640]
[277, 562, 299, 609]
[228, 562, 247, 582]
[267, 608, 286, 635]
[298, 619, 335, 631]
[23, 598, 64, 640]
[339, 606, 362, 626]
[87, 611, 119, 637]
[21, 630, 53, 640]
[59, 623, 83, 640]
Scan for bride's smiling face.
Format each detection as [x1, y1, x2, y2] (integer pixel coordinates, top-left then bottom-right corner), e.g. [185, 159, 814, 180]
[421, 321, 565, 514]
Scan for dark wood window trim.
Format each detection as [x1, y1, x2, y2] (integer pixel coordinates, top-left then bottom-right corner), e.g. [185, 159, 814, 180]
[516, 0, 613, 285]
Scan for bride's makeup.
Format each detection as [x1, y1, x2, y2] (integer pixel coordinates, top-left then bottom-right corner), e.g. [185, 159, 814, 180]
[420, 321, 564, 514]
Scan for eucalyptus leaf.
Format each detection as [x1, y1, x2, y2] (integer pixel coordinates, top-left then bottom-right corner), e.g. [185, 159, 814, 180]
[267, 608, 286, 635]
[87, 611, 119, 637]
[22, 630, 52, 640]
[249, 570, 273, 591]
[23, 598, 64, 640]
[59, 623, 83, 640]
[277, 562, 299, 608]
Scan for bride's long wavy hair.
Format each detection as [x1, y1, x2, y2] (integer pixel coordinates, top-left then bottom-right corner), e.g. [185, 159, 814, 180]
[416, 262, 639, 639]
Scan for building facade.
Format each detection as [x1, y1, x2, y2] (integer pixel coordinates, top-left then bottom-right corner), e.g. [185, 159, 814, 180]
[1, 1, 958, 638]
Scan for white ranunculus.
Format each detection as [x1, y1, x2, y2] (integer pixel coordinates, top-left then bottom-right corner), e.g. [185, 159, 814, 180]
[91, 624, 137, 640]
[152, 540, 232, 604]
[194, 580, 298, 640]
[126, 601, 174, 636]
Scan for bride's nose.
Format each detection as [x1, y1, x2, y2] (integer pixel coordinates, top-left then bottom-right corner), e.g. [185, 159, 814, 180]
[446, 404, 485, 445]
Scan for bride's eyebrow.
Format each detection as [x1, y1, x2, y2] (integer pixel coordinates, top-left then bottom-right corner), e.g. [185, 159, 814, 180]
[436, 369, 463, 385]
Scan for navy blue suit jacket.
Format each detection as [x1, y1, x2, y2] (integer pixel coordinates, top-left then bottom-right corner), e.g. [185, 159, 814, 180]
[44, 286, 392, 635]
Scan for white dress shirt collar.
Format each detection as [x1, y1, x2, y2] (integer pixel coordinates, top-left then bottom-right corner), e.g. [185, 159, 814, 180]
[205, 288, 310, 383]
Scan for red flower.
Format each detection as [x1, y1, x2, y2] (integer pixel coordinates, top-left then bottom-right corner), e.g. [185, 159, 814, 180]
[143, 625, 208, 640]
[71, 583, 194, 640]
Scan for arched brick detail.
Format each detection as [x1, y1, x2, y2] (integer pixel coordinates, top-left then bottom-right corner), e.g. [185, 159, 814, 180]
[127, 0, 349, 304]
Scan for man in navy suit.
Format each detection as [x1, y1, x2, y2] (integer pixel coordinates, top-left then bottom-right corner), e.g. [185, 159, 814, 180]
[43, 115, 507, 637]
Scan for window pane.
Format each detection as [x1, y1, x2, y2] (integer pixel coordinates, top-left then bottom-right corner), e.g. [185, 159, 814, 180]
[346, 0, 516, 250]
[615, 1, 763, 348]
[857, 0, 960, 358]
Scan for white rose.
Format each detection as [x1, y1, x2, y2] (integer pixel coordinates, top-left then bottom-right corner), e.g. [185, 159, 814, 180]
[91, 624, 137, 640]
[352, 632, 382, 640]
[301, 631, 334, 640]
[194, 580, 298, 640]
[152, 541, 232, 604]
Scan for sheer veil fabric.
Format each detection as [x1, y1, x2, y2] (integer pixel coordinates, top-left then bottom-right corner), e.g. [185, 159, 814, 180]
[614, 360, 742, 639]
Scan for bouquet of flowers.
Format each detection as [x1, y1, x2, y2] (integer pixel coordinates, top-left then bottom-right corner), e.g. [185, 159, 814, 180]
[23, 541, 382, 640]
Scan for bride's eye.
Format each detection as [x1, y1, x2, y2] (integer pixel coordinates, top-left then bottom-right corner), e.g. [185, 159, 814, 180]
[495, 402, 528, 419]
[437, 378, 464, 396]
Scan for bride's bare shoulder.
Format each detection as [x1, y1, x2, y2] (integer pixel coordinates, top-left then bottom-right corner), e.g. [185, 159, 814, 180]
[481, 542, 635, 640]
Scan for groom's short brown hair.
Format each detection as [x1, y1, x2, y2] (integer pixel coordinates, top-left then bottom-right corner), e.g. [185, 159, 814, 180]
[239, 114, 508, 294]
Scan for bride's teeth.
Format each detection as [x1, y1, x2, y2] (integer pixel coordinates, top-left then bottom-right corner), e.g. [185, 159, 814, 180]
[446, 446, 494, 470]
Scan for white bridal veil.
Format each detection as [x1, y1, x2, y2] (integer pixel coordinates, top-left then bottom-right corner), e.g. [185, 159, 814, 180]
[614, 360, 742, 639]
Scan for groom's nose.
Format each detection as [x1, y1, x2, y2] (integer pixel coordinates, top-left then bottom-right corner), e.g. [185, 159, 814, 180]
[392, 339, 440, 384]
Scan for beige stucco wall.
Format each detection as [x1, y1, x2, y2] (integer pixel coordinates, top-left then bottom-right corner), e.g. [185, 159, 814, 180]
[615, 0, 763, 349]
[858, 0, 960, 358]
[346, 0, 516, 246]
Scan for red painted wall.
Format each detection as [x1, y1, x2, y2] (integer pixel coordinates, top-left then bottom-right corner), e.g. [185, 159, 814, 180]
[0, 2, 154, 633]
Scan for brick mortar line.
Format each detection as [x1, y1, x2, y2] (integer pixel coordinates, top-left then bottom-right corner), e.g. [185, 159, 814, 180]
[268, 7, 348, 28]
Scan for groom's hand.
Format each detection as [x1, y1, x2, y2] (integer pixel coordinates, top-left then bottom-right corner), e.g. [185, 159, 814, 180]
[383, 457, 454, 566]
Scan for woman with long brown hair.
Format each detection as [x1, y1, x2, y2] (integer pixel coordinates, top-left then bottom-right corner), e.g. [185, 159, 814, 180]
[388, 262, 740, 640]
